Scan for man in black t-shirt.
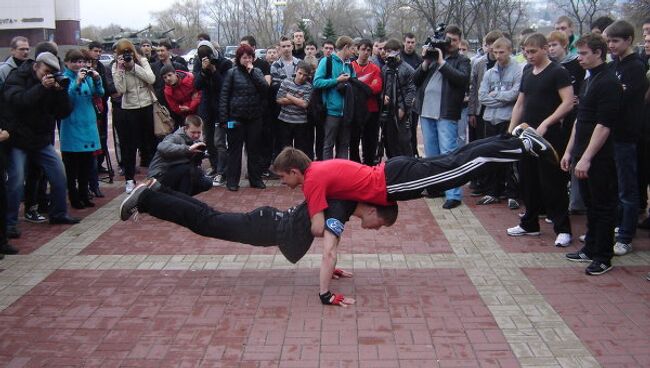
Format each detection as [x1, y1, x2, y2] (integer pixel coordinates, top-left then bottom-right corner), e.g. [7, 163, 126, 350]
[119, 179, 397, 306]
[507, 33, 575, 247]
[561, 34, 621, 275]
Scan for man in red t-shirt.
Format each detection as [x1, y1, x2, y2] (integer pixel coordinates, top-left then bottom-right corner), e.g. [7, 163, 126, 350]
[351, 39, 383, 165]
[272, 124, 555, 305]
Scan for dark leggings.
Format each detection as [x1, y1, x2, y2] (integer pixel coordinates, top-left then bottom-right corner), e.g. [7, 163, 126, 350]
[118, 105, 155, 180]
[62, 151, 93, 204]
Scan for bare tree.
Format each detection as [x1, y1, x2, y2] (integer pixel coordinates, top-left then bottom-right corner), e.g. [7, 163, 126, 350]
[622, 0, 650, 26]
[552, 0, 615, 34]
[150, 0, 204, 48]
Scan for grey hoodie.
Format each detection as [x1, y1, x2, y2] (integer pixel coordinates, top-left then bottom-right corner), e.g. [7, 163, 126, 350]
[478, 59, 523, 124]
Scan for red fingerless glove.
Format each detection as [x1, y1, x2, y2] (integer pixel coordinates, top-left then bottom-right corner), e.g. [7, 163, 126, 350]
[319, 291, 345, 305]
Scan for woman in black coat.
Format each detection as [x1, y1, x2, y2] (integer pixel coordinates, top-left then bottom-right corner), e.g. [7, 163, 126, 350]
[219, 44, 268, 191]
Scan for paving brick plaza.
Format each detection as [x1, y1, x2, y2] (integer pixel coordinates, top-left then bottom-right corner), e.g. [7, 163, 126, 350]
[0, 172, 648, 367]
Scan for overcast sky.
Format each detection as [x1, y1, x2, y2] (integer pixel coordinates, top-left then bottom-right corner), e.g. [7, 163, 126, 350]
[80, 0, 177, 28]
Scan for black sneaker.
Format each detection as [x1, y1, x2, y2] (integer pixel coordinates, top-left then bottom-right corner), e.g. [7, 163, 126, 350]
[25, 208, 47, 223]
[585, 260, 612, 276]
[565, 251, 591, 263]
[7, 226, 20, 239]
[0, 243, 19, 255]
[519, 124, 559, 164]
[442, 199, 462, 209]
[119, 182, 149, 221]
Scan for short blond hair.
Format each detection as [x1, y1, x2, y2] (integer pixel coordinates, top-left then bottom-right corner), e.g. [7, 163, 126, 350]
[491, 37, 512, 50]
[547, 31, 569, 48]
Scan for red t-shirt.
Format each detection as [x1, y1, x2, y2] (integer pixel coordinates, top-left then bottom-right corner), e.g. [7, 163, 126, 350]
[303, 160, 393, 217]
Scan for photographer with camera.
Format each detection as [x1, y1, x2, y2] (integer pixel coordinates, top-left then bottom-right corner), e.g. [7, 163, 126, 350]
[111, 39, 156, 194]
[193, 40, 232, 185]
[59, 49, 104, 209]
[413, 24, 471, 209]
[379, 39, 416, 158]
[147, 115, 212, 196]
[3, 51, 81, 240]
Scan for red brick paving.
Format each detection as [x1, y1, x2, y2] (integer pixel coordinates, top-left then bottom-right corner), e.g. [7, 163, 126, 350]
[84, 187, 452, 255]
[524, 267, 650, 367]
[464, 192, 650, 254]
[10, 185, 123, 255]
[0, 268, 517, 367]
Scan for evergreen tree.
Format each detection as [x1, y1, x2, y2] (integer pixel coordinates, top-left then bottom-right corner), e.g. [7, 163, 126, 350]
[323, 18, 337, 41]
[374, 21, 387, 39]
[296, 19, 313, 42]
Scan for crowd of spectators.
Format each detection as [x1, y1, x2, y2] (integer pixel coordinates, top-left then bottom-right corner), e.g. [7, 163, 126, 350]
[1, 14, 650, 280]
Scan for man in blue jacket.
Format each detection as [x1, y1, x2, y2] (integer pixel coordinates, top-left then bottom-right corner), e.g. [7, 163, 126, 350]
[313, 36, 357, 160]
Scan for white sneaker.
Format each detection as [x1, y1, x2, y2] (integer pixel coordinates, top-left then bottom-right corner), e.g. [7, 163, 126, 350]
[579, 234, 586, 242]
[554, 233, 572, 247]
[506, 225, 540, 236]
[212, 174, 224, 187]
[613, 241, 632, 256]
[544, 217, 553, 224]
[125, 180, 135, 194]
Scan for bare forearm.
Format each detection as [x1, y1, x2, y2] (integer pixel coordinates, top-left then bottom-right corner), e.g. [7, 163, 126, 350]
[319, 232, 338, 293]
[581, 124, 610, 161]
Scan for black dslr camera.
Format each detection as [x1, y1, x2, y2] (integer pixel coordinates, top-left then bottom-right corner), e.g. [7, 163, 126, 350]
[424, 23, 451, 61]
[122, 51, 133, 63]
[52, 72, 70, 89]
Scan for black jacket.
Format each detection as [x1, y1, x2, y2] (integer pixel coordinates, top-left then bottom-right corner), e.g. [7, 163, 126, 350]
[609, 53, 649, 143]
[219, 65, 269, 124]
[193, 56, 232, 121]
[2, 60, 72, 150]
[413, 52, 471, 121]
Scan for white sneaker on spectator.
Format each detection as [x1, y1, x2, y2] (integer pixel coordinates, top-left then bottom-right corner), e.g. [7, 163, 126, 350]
[613, 241, 632, 256]
[212, 174, 224, 187]
[507, 225, 540, 236]
[125, 180, 135, 194]
[554, 233, 572, 247]
[544, 217, 553, 224]
[579, 234, 586, 242]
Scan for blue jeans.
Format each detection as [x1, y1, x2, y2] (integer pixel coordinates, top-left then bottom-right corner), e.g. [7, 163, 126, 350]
[420, 116, 461, 200]
[6, 145, 69, 227]
[614, 142, 639, 243]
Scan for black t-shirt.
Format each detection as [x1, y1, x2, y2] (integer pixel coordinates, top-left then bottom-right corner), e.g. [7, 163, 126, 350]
[253, 58, 271, 76]
[277, 200, 357, 263]
[573, 63, 622, 160]
[293, 48, 306, 60]
[520, 61, 572, 128]
[561, 57, 585, 97]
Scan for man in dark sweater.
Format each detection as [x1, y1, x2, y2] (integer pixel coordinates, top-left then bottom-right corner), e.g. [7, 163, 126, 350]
[605, 20, 649, 256]
[561, 34, 622, 275]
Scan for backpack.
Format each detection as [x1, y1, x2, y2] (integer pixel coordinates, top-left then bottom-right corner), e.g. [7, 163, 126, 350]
[307, 56, 332, 125]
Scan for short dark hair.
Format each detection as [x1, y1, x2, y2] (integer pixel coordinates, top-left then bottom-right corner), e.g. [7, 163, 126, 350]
[305, 40, 317, 48]
[445, 25, 463, 38]
[322, 40, 335, 48]
[575, 33, 608, 61]
[272, 147, 312, 174]
[35, 41, 58, 57]
[295, 60, 312, 75]
[384, 38, 402, 52]
[240, 35, 257, 47]
[279, 36, 291, 43]
[605, 20, 635, 41]
[64, 48, 84, 62]
[87, 41, 102, 50]
[403, 32, 416, 40]
[184, 115, 203, 127]
[197, 32, 211, 41]
[10, 36, 28, 49]
[644, 18, 650, 26]
[356, 38, 373, 50]
[590, 16, 614, 32]
[158, 40, 172, 50]
[140, 39, 152, 46]
[374, 37, 387, 44]
[376, 204, 399, 226]
[484, 30, 504, 45]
